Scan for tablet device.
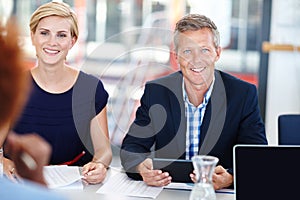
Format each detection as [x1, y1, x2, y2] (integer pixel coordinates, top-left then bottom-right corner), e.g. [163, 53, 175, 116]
[153, 158, 193, 183]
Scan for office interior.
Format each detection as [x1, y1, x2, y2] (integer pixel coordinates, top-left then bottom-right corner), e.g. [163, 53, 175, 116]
[0, 0, 299, 151]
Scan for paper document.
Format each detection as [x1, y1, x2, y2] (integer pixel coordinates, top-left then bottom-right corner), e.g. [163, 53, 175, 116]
[165, 182, 234, 194]
[43, 165, 83, 189]
[164, 182, 194, 190]
[97, 172, 163, 198]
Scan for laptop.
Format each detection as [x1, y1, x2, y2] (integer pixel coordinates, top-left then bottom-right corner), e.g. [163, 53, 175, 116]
[234, 145, 300, 200]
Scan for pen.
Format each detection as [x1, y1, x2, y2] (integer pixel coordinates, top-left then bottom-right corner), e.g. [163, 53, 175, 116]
[21, 152, 37, 170]
[60, 151, 85, 165]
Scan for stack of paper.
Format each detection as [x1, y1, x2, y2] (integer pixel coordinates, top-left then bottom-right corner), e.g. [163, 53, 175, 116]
[164, 182, 194, 190]
[97, 172, 163, 198]
[43, 165, 84, 190]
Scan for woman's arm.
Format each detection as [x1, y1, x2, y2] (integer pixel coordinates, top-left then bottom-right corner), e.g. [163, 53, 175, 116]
[90, 106, 112, 166]
[81, 106, 112, 184]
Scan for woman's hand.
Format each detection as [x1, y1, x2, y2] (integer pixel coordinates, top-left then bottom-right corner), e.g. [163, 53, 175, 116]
[5, 132, 51, 185]
[82, 161, 107, 184]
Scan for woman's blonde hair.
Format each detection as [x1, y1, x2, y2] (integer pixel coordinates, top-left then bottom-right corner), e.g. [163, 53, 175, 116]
[29, 1, 79, 42]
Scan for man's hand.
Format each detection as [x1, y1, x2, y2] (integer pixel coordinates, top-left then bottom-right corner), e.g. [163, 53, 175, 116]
[212, 165, 233, 190]
[136, 158, 171, 187]
[190, 165, 233, 190]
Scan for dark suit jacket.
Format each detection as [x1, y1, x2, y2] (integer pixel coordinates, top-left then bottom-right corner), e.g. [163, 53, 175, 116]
[120, 70, 267, 180]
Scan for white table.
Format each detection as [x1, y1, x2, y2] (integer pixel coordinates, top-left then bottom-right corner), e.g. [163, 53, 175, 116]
[55, 168, 235, 200]
[56, 184, 235, 200]
[57, 185, 235, 200]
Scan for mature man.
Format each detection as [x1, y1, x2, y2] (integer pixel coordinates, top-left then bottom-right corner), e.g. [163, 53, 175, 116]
[120, 14, 267, 190]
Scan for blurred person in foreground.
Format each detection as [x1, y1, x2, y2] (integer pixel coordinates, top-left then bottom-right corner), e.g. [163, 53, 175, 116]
[120, 14, 267, 189]
[0, 19, 67, 200]
[10, 1, 112, 184]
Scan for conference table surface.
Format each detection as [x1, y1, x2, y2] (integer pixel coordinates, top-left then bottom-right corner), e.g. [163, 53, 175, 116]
[57, 184, 235, 200]
[55, 168, 235, 200]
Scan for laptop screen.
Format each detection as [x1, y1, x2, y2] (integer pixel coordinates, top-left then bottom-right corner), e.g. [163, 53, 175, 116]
[234, 145, 300, 200]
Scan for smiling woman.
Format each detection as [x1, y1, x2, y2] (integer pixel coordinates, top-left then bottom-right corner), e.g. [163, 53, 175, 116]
[30, 15, 76, 77]
[11, 1, 112, 185]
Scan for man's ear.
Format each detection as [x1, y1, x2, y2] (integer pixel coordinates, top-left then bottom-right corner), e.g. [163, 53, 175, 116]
[215, 46, 222, 62]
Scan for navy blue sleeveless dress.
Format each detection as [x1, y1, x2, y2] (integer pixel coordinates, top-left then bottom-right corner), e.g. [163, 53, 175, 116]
[13, 71, 108, 166]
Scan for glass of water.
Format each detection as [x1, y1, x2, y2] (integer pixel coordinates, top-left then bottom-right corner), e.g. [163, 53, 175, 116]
[189, 155, 219, 200]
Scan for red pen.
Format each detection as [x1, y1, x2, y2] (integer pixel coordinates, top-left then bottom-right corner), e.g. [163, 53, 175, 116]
[60, 151, 86, 165]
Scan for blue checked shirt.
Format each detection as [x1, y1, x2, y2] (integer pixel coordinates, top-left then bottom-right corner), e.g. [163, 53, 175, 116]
[183, 79, 214, 160]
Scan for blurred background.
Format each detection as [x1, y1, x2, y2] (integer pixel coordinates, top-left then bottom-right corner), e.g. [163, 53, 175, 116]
[0, 0, 299, 147]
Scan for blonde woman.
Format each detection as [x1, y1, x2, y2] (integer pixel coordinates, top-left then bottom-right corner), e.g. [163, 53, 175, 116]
[12, 1, 112, 184]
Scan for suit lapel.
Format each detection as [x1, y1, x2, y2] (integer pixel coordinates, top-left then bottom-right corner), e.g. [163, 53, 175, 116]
[167, 72, 187, 158]
[199, 70, 227, 155]
[200, 102, 211, 143]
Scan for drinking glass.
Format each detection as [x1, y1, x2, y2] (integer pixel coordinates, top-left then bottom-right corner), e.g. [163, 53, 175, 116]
[189, 155, 219, 200]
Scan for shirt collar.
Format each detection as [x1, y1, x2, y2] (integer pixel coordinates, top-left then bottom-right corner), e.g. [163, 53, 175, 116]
[182, 76, 215, 107]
